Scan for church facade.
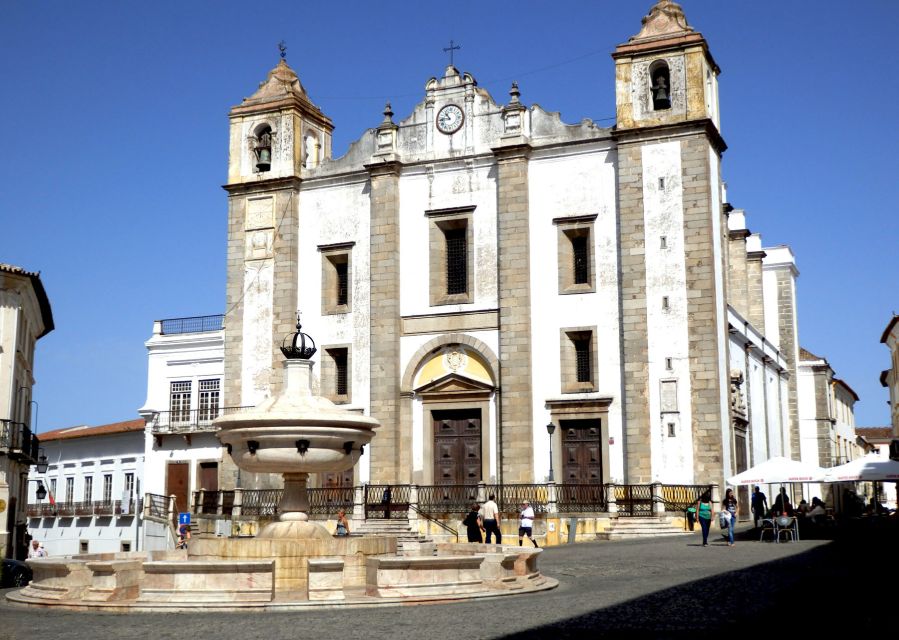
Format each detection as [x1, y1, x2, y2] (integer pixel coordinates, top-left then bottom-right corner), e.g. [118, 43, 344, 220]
[219, 1, 801, 493]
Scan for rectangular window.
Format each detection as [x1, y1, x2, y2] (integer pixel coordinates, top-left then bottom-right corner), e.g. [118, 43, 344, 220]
[124, 472, 135, 499]
[50, 478, 57, 500]
[103, 474, 113, 504]
[170, 381, 191, 425]
[555, 215, 597, 294]
[198, 379, 220, 422]
[65, 477, 74, 504]
[661, 380, 678, 413]
[665, 357, 673, 371]
[445, 228, 467, 295]
[572, 235, 589, 285]
[574, 337, 592, 383]
[561, 327, 598, 393]
[80, 540, 89, 554]
[121, 541, 132, 552]
[323, 346, 351, 404]
[319, 242, 354, 314]
[83, 476, 93, 502]
[428, 207, 474, 306]
[668, 422, 676, 437]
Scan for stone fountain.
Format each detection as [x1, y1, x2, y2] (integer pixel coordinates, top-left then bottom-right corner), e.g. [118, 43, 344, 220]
[214, 318, 378, 541]
[8, 321, 555, 610]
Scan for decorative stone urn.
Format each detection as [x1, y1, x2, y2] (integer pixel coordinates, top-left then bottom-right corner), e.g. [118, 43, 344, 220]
[214, 321, 378, 539]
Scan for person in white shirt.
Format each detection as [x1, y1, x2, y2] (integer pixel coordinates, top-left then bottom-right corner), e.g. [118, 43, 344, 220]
[481, 494, 502, 544]
[518, 500, 538, 547]
[27, 540, 47, 558]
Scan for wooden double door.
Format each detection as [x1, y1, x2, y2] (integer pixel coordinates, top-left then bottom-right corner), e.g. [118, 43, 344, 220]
[561, 419, 603, 484]
[433, 409, 482, 485]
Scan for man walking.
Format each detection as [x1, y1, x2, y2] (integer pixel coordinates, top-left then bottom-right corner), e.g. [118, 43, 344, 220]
[481, 494, 502, 544]
[751, 485, 768, 527]
[518, 500, 538, 547]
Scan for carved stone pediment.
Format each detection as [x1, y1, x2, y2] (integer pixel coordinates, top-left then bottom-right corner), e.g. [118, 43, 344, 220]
[630, 0, 693, 43]
[414, 372, 494, 396]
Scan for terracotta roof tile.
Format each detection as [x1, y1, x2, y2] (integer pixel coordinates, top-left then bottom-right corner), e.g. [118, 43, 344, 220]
[39, 419, 145, 442]
[855, 427, 894, 441]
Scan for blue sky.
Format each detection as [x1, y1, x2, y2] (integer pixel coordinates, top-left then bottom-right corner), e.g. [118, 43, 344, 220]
[2, 1, 896, 431]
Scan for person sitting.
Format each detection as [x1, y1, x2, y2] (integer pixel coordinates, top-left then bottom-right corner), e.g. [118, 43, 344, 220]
[797, 499, 809, 515]
[805, 497, 826, 523]
[773, 487, 793, 516]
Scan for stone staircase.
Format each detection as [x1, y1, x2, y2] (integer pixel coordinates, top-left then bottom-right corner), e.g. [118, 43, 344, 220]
[597, 516, 690, 540]
[355, 518, 431, 554]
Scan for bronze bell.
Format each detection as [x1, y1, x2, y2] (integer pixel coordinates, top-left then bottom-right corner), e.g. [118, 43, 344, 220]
[255, 146, 271, 171]
[652, 75, 670, 109]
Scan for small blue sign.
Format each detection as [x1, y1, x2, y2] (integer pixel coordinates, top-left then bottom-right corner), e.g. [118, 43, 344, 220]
[178, 512, 191, 526]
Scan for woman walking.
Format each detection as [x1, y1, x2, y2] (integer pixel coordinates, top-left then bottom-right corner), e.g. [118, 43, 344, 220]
[462, 504, 484, 543]
[722, 488, 739, 546]
[696, 491, 713, 547]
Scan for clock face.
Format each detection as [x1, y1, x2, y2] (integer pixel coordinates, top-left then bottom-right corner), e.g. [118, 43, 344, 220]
[436, 104, 464, 134]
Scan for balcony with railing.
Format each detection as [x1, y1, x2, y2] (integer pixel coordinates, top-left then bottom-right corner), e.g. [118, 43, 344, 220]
[150, 406, 251, 440]
[0, 419, 39, 463]
[26, 499, 136, 518]
[159, 314, 224, 335]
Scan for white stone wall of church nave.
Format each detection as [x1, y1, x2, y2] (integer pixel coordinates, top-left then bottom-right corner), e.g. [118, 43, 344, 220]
[241, 261, 273, 407]
[778, 374, 792, 457]
[763, 367, 785, 457]
[400, 331, 500, 483]
[747, 350, 769, 465]
[639, 141, 694, 483]
[527, 146, 623, 482]
[797, 365, 821, 468]
[297, 179, 373, 480]
[707, 145, 732, 482]
[397, 162, 498, 315]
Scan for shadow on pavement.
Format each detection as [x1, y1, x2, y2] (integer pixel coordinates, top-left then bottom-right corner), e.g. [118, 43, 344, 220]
[501, 517, 895, 638]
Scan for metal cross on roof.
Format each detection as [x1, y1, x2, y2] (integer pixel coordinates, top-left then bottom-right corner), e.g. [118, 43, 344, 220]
[443, 39, 461, 67]
[279, 40, 287, 60]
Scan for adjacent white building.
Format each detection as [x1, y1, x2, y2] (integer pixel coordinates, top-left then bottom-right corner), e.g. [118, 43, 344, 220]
[138, 315, 226, 515]
[1, 263, 53, 560]
[26, 419, 144, 557]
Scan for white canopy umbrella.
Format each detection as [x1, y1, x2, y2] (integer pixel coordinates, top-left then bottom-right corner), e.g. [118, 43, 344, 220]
[726, 456, 826, 485]
[823, 454, 899, 482]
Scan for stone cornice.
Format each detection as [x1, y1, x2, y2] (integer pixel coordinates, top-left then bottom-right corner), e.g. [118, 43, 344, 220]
[491, 138, 532, 162]
[728, 229, 751, 241]
[746, 250, 767, 262]
[222, 176, 302, 195]
[363, 158, 403, 177]
[613, 118, 726, 155]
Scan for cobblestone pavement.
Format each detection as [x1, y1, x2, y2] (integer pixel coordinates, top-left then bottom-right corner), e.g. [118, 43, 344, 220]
[1, 521, 889, 639]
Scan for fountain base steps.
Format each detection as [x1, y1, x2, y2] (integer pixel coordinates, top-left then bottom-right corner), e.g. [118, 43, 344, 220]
[596, 516, 689, 540]
[355, 518, 431, 554]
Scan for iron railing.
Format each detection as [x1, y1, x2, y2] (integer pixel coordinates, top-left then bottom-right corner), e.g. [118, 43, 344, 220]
[150, 406, 251, 435]
[30, 499, 135, 517]
[616, 484, 654, 517]
[417, 484, 480, 515]
[240, 489, 282, 517]
[159, 314, 224, 335]
[364, 484, 411, 519]
[146, 493, 170, 520]
[0, 419, 39, 462]
[556, 484, 608, 513]
[409, 504, 459, 542]
[661, 484, 713, 512]
[308, 487, 354, 516]
[486, 484, 548, 514]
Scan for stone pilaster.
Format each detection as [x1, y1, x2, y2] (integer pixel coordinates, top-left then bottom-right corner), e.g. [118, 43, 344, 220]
[746, 250, 766, 333]
[772, 267, 801, 459]
[727, 229, 750, 319]
[365, 160, 403, 483]
[679, 134, 726, 485]
[493, 140, 534, 483]
[615, 140, 652, 483]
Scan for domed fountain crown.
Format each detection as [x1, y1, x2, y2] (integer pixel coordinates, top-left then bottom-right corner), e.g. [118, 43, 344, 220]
[281, 314, 317, 360]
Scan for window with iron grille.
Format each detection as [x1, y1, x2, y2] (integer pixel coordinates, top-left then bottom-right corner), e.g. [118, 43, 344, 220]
[575, 337, 592, 383]
[334, 350, 348, 396]
[170, 381, 191, 424]
[572, 235, 589, 285]
[445, 228, 467, 295]
[335, 262, 348, 306]
[198, 379, 220, 422]
[103, 474, 113, 503]
[83, 476, 93, 502]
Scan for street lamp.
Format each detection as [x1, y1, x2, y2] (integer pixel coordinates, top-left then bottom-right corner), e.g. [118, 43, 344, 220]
[546, 423, 556, 482]
[35, 481, 47, 501]
[36, 448, 48, 474]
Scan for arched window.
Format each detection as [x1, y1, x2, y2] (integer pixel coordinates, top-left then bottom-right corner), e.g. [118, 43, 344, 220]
[649, 61, 671, 111]
[253, 125, 273, 172]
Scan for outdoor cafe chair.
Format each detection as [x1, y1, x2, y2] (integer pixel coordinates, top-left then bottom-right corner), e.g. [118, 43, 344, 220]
[775, 515, 798, 542]
[759, 518, 777, 542]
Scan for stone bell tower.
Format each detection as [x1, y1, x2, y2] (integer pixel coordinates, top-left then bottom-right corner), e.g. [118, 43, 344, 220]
[612, 1, 732, 485]
[222, 56, 334, 417]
